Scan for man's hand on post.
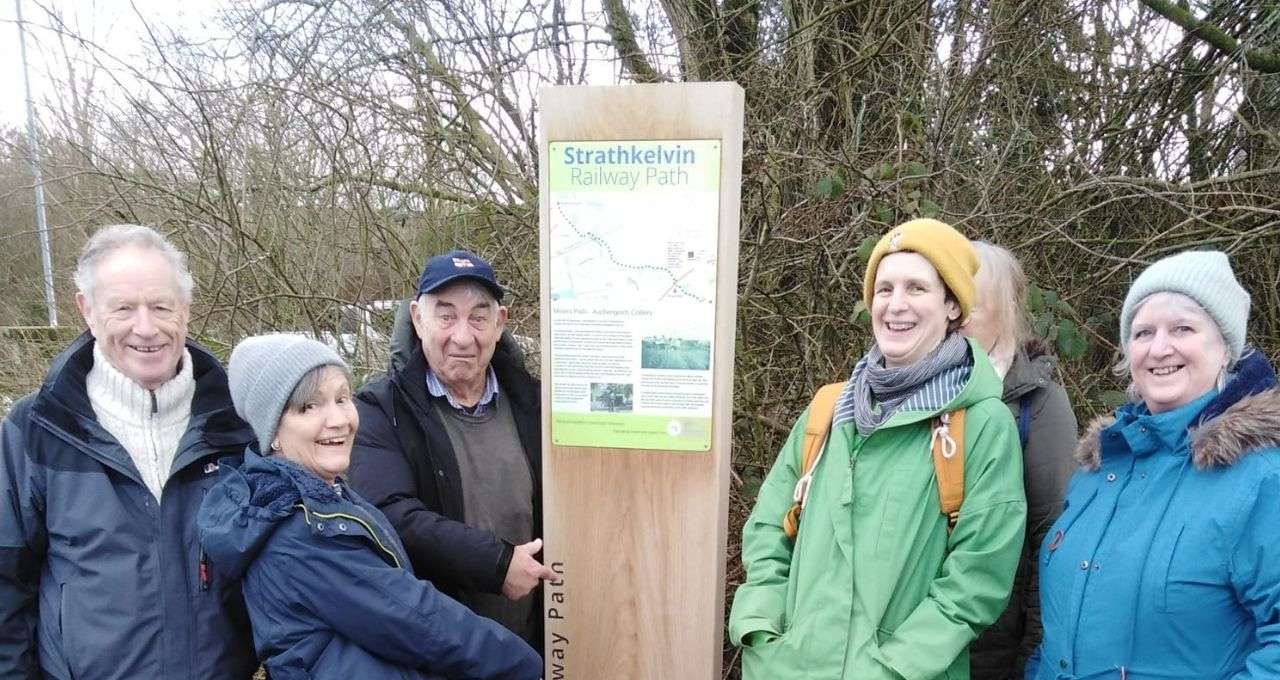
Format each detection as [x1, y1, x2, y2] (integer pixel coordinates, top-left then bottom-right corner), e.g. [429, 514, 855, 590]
[502, 538, 556, 601]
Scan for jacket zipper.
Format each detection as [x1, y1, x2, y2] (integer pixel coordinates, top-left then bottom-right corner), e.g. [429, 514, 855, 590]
[149, 390, 160, 500]
[198, 546, 210, 591]
[296, 504, 402, 568]
[392, 378, 452, 508]
[199, 488, 210, 591]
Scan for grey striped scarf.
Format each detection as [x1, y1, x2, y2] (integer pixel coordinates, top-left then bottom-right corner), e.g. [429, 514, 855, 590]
[841, 332, 971, 436]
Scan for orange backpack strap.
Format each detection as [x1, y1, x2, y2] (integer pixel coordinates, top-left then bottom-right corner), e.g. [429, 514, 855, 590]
[782, 382, 846, 542]
[930, 409, 967, 533]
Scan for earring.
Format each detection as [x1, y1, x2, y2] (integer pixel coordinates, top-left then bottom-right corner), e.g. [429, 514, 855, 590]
[270, 440, 281, 452]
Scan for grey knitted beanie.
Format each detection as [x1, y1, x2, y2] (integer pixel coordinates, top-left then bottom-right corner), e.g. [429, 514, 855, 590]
[1119, 250, 1250, 360]
[227, 333, 348, 453]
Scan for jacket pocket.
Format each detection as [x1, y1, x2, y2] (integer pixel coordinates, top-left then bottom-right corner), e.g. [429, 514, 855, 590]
[1154, 524, 1185, 613]
[58, 583, 80, 680]
[1158, 523, 1231, 614]
[874, 467, 912, 559]
[740, 629, 790, 680]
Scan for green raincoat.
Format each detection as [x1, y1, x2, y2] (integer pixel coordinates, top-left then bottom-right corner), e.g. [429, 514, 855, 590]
[730, 340, 1026, 680]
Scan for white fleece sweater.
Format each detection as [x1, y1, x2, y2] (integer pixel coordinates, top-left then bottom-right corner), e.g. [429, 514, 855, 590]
[86, 343, 195, 501]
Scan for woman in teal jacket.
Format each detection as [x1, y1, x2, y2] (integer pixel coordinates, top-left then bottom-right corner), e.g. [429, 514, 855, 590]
[1028, 250, 1280, 680]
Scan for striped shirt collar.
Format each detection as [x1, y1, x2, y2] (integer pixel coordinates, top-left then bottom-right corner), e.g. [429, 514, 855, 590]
[424, 366, 500, 415]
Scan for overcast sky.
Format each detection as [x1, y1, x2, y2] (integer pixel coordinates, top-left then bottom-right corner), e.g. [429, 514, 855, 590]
[0, 0, 222, 130]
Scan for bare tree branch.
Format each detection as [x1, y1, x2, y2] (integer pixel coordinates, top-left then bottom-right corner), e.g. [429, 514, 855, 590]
[1136, 0, 1280, 73]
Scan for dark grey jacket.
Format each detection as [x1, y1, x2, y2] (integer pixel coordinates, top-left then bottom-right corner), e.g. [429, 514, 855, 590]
[0, 333, 257, 680]
[970, 341, 1079, 680]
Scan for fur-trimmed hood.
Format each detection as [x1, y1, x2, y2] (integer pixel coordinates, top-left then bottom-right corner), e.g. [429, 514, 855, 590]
[1077, 349, 1280, 471]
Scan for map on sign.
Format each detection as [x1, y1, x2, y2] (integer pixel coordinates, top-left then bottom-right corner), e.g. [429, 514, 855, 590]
[547, 140, 721, 451]
[549, 197, 717, 308]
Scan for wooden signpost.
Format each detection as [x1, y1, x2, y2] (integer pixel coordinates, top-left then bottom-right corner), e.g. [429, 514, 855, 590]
[538, 83, 744, 679]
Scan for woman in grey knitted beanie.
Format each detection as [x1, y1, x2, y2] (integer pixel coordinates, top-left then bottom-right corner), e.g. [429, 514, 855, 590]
[224, 333, 357, 480]
[1030, 250, 1280, 680]
[197, 334, 541, 679]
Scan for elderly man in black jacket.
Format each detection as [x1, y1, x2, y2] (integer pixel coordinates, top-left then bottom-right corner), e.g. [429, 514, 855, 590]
[349, 250, 552, 649]
[0, 224, 256, 680]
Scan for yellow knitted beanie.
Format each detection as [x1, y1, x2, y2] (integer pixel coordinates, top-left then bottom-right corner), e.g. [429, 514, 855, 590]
[862, 218, 979, 321]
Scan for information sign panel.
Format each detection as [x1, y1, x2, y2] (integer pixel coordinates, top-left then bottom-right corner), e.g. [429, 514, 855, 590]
[547, 139, 722, 451]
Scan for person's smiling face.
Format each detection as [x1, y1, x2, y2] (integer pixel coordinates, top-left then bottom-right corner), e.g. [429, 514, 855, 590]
[274, 366, 359, 483]
[1127, 292, 1228, 414]
[76, 246, 189, 390]
[871, 252, 959, 367]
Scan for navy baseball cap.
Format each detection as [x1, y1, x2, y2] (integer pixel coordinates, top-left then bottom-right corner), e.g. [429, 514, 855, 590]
[416, 250, 504, 301]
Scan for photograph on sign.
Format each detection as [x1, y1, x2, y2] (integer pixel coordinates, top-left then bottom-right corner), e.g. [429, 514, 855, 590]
[547, 139, 722, 451]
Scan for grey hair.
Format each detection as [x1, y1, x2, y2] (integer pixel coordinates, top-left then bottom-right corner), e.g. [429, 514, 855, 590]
[284, 364, 354, 414]
[1111, 292, 1233, 402]
[74, 224, 195, 304]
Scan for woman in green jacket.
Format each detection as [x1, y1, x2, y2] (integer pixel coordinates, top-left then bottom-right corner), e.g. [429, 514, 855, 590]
[730, 219, 1027, 680]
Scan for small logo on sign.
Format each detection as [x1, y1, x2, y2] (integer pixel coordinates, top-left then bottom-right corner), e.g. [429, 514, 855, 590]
[452, 257, 475, 268]
[204, 462, 220, 474]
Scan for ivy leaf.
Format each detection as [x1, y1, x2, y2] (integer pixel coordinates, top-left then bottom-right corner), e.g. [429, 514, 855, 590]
[739, 469, 764, 501]
[1088, 310, 1117, 331]
[856, 235, 879, 264]
[852, 299, 870, 325]
[918, 197, 942, 218]
[873, 202, 895, 223]
[1056, 319, 1088, 359]
[1100, 390, 1131, 408]
[1033, 311, 1054, 337]
[1026, 284, 1044, 313]
[815, 173, 844, 199]
[903, 161, 929, 179]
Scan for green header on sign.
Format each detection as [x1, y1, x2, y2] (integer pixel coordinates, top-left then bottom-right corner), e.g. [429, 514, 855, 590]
[549, 140, 721, 193]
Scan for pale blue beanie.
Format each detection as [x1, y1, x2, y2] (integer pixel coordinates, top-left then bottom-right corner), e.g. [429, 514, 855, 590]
[227, 333, 347, 452]
[1119, 250, 1250, 360]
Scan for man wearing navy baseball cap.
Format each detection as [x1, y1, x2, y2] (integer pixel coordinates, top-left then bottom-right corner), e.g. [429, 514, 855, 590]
[349, 249, 552, 649]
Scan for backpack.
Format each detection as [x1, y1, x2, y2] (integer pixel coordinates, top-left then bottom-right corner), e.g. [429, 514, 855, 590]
[781, 382, 967, 542]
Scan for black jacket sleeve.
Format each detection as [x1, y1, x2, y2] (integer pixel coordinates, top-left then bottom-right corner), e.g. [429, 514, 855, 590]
[0, 403, 44, 680]
[349, 394, 513, 594]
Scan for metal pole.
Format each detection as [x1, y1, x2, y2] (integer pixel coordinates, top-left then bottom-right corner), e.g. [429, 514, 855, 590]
[15, 0, 57, 326]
